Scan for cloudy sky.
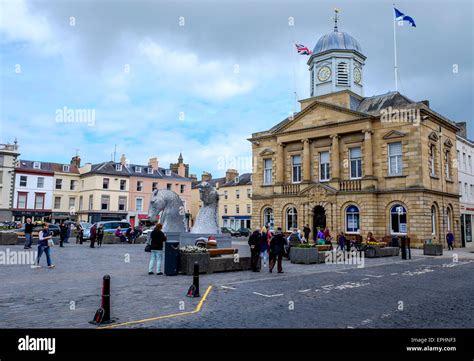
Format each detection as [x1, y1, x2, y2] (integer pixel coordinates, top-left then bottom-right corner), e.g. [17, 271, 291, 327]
[1, 0, 472, 177]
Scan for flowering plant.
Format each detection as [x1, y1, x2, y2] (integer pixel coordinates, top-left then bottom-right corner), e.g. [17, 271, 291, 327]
[179, 245, 208, 254]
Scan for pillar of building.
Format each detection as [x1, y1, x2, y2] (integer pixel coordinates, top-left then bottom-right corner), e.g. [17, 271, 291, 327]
[330, 134, 340, 180]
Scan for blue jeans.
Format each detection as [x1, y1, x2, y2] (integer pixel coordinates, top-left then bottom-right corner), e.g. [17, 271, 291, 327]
[24, 233, 33, 248]
[149, 250, 163, 273]
[37, 245, 52, 266]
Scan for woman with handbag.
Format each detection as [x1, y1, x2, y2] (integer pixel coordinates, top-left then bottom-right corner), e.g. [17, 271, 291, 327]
[32, 223, 55, 269]
[148, 223, 167, 275]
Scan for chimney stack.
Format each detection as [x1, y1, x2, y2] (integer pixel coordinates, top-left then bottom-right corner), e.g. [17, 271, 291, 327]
[225, 169, 239, 183]
[456, 122, 467, 138]
[120, 154, 127, 165]
[177, 163, 186, 177]
[70, 155, 81, 167]
[189, 174, 198, 182]
[148, 157, 159, 170]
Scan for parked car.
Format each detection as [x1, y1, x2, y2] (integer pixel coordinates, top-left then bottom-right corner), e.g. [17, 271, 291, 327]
[237, 227, 251, 237]
[220, 227, 241, 237]
[94, 221, 132, 235]
[12, 225, 60, 238]
[82, 223, 93, 240]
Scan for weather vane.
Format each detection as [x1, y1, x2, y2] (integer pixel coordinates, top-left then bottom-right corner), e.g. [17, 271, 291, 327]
[334, 8, 340, 32]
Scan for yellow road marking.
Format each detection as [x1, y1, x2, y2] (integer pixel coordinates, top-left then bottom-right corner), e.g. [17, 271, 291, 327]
[97, 285, 213, 329]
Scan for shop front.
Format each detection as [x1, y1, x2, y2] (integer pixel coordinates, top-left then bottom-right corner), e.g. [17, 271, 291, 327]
[222, 215, 251, 230]
[12, 210, 52, 224]
[460, 206, 474, 248]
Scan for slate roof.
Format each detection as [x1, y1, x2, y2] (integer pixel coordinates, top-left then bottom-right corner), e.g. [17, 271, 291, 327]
[192, 173, 252, 190]
[251, 91, 458, 139]
[18, 160, 80, 174]
[86, 161, 191, 181]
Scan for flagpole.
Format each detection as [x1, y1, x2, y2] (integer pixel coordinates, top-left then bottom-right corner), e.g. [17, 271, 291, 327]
[393, 4, 399, 92]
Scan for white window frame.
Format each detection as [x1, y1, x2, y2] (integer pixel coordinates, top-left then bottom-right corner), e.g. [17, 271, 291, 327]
[136, 197, 144, 212]
[62, 165, 70, 172]
[349, 147, 362, 179]
[33, 161, 41, 169]
[263, 159, 272, 185]
[286, 207, 298, 232]
[390, 205, 407, 235]
[319, 151, 330, 181]
[388, 142, 403, 176]
[37, 177, 44, 188]
[291, 155, 302, 184]
[345, 205, 360, 233]
[116, 164, 123, 171]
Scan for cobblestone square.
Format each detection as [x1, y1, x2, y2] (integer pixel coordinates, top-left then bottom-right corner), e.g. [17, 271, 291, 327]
[1, 239, 473, 329]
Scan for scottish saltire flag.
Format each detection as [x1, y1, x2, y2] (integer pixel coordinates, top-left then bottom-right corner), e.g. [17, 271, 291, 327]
[295, 43, 312, 55]
[394, 7, 416, 27]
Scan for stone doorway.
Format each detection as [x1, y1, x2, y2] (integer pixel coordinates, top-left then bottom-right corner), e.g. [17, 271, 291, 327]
[313, 206, 326, 240]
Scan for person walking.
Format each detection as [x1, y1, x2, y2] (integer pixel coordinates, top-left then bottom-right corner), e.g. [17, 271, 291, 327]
[65, 222, 71, 243]
[23, 218, 34, 249]
[259, 226, 270, 268]
[75, 222, 84, 244]
[33, 223, 55, 269]
[248, 227, 261, 272]
[59, 221, 68, 247]
[269, 227, 287, 274]
[303, 224, 311, 242]
[97, 224, 104, 247]
[337, 231, 346, 251]
[126, 227, 136, 244]
[148, 223, 167, 275]
[446, 231, 455, 250]
[89, 224, 97, 248]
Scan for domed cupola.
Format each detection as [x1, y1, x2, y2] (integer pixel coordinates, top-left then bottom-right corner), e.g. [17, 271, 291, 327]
[308, 9, 366, 97]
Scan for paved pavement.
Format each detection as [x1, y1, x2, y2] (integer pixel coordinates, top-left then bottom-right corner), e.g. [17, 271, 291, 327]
[0, 239, 473, 328]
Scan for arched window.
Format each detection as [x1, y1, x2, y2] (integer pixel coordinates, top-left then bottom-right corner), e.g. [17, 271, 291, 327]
[390, 204, 407, 234]
[431, 205, 437, 235]
[286, 207, 298, 231]
[346, 205, 360, 233]
[446, 206, 452, 232]
[337, 62, 349, 86]
[263, 208, 274, 230]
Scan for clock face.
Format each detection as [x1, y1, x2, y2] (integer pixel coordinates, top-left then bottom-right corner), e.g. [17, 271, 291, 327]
[317, 66, 331, 82]
[354, 67, 362, 84]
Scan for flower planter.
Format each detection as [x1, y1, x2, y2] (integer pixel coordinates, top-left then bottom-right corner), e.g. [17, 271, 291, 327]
[423, 243, 443, 256]
[179, 252, 210, 275]
[315, 245, 332, 252]
[365, 246, 399, 258]
[290, 247, 319, 264]
[0, 232, 18, 245]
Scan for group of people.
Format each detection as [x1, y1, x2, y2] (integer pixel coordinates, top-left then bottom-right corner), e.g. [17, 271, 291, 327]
[248, 226, 287, 273]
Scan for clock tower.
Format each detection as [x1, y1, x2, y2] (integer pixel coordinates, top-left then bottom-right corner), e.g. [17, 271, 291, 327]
[308, 9, 366, 97]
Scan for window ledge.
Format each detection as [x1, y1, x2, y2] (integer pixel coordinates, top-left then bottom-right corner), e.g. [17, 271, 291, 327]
[446, 179, 454, 184]
[262, 184, 273, 187]
[430, 174, 440, 180]
[384, 174, 406, 179]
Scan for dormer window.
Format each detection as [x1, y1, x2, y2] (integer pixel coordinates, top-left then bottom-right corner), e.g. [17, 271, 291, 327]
[165, 170, 171, 176]
[234, 176, 239, 183]
[33, 161, 41, 169]
[62, 165, 70, 172]
[135, 166, 142, 173]
[147, 167, 153, 174]
[116, 164, 122, 171]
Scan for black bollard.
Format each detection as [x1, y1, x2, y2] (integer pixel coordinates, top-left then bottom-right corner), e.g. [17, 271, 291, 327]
[102, 275, 111, 322]
[193, 262, 200, 297]
[400, 237, 407, 260]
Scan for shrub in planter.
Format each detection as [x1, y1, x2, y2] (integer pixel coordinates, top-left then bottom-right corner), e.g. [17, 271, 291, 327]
[179, 246, 210, 275]
[290, 247, 319, 264]
[423, 243, 443, 256]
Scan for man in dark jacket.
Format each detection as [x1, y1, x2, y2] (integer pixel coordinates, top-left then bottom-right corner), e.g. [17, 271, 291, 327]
[89, 224, 97, 248]
[303, 224, 311, 242]
[59, 222, 68, 247]
[148, 223, 167, 275]
[24, 218, 34, 249]
[248, 228, 261, 272]
[269, 227, 287, 273]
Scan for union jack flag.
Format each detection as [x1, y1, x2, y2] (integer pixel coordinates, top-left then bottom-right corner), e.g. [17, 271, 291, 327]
[295, 43, 312, 55]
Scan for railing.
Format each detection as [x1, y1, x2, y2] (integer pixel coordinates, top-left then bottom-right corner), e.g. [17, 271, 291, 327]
[339, 179, 362, 191]
[282, 183, 300, 195]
